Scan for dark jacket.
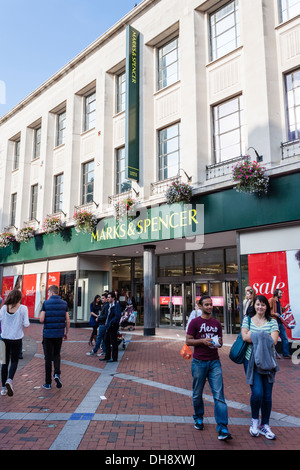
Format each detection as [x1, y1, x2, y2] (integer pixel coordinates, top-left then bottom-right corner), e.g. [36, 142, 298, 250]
[98, 301, 109, 326]
[106, 302, 121, 330]
[42, 295, 68, 338]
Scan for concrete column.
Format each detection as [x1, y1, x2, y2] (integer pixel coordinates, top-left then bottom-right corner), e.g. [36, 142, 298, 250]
[143, 244, 156, 336]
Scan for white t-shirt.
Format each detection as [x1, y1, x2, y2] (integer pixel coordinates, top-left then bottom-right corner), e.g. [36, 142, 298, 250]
[186, 309, 201, 331]
[0, 304, 30, 340]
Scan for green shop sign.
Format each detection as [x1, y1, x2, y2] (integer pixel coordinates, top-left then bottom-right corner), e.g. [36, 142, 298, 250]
[0, 203, 204, 265]
[92, 203, 204, 248]
[125, 25, 140, 182]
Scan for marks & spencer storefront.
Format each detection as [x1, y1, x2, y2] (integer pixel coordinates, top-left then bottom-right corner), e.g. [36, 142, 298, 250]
[1, 173, 300, 338]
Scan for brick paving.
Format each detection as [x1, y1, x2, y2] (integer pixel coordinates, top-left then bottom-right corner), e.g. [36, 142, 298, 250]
[0, 323, 299, 451]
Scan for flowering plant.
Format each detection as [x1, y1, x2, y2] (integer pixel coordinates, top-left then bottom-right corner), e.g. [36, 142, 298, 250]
[165, 180, 192, 204]
[15, 226, 35, 243]
[73, 210, 97, 233]
[0, 232, 16, 248]
[114, 197, 136, 219]
[232, 158, 269, 195]
[42, 215, 65, 235]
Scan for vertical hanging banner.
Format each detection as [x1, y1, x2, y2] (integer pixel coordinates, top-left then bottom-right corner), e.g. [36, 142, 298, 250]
[125, 25, 140, 182]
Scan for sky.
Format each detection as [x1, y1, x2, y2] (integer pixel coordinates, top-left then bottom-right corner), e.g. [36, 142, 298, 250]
[0, 0, 142, 118]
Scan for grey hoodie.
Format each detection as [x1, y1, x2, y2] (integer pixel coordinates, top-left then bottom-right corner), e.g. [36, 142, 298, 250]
[246, 331, 279, 385]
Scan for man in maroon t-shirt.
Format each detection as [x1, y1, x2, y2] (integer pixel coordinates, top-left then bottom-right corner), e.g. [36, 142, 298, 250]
[186, 295, 232, 441]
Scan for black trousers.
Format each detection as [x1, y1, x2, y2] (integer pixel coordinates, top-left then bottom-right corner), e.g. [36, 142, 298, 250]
[104, 324, 119, 361]
[1, 338, 22, 385]
[42, 337, 63, 385]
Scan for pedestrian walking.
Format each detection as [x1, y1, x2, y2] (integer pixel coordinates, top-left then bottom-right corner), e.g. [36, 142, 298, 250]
[0, 289, 30, 397]
[86, 293, 109, 357]
[243, 286, 255, 316]
[100, 291, 121, 363]
[39, 284, 70, 389]
[241, 294, 279, 439]
[268, 289, 291, 358]
[88, 295, 101, 346]
[186, 301, 201, 331]
[186, 295, 232, 440]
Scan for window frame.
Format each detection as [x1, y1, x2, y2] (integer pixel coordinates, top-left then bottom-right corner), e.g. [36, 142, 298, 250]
[10, 193, 17, 227]
[53, 173, 64, 214]
[33, 126, 41, 160]
[116, 72, 126, 114]
[279, 0, 300, 22]
[84, 91, 96, 132]
[13, 139, 20, 170]
[30, 184, 38, 221]
[209, 0, 240, 61]
[56, 110, 66, 147]
[158, 122, 181, 181]
[116, 147, 132, 195]
[157, 36, 179, 91]
[212, 95, 244, 163]
[82, 160, 94, 205]
[285, 68, 300, 141]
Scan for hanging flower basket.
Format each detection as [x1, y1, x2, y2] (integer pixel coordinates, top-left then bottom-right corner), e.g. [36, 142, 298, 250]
[165, 180, 193, 204]
[114, 197, 136, 220]
[15, 226, 35, 243]
[0, 232, 16, 248]
[232, 158, 269, 195]
[42, 215, 65, 235]
[73, 210, 97, 233]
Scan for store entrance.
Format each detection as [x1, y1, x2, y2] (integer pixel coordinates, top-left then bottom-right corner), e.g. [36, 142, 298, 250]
[158, 280, 239, 333]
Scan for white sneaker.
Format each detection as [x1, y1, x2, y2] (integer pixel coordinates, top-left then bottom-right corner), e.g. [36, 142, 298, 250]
[249, 418, 260, 437]
[259, 424, 276, 440]
[5, 379, 14, 397]
[1, 387, 7, 396]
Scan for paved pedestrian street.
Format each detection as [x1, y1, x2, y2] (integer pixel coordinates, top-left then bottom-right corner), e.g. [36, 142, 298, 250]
[0, 323, 299, 452]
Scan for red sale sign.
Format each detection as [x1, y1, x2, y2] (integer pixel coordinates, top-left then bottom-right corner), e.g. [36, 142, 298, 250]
[248, 251, 291, 337]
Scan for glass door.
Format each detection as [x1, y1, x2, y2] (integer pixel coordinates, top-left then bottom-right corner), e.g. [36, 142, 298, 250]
[210, 281, 224, 327]
[225, 281, 240, 334]
[171, 284, 183, 326]
[159, 284, 171, 325]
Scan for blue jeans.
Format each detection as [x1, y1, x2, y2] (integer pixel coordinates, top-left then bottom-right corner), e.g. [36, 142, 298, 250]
[244, 360, 274, 425]
[278, 321, 290, 356]
[191, 358, 228, 432]
[93, 325, 106, 354]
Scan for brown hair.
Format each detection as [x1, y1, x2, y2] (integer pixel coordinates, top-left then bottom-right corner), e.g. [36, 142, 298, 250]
[48, 284, 59, 295]
[4, 289, 22, 306]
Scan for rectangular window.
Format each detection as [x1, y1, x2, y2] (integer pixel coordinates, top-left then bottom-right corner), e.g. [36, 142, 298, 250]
[285, 69, 300, 141]
[213, 95, 244, 162]
[56, 111, 66, 146]
[158, 37, 179, 90]
[30, 184, 38, 220]
[10, 193, 17, 226]
[82, 161, 94, 205]
[84, 92, 96, 131]
[33, 127, 41, 159]
[158, 122, 180, 180]
[54, 173, 64, 213]
[13, 140, 20, 170]
[116, 147, 132, 194]
[210, 0, 240, 61]
[280, 0, 300, 22]
[117, 72, 126, 113]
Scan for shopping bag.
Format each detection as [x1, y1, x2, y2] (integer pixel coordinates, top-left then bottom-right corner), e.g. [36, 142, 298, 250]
[281, 308, 296, 329]
[180, 343, 192, 360]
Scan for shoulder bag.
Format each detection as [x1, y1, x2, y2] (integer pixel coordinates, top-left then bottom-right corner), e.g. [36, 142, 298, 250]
[229, 315, 251, 364]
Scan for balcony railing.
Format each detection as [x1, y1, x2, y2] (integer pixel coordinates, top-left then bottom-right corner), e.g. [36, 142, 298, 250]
[206, 155, 248, 180]
[281, 139, 300, 160]
[150, 175, 181, 196]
